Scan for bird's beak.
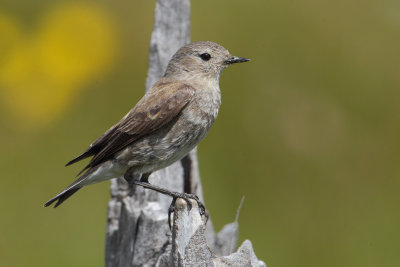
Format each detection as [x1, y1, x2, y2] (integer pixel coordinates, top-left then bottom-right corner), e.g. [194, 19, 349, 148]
[224, 56, 251, 65]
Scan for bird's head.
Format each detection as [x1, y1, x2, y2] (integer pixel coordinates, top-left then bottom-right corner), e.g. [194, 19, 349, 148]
[164, 41, 250, 81]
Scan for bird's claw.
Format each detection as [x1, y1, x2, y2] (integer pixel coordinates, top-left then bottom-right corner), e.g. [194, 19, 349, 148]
[168, 198, 176, 230]
[167, 193, 208, 230]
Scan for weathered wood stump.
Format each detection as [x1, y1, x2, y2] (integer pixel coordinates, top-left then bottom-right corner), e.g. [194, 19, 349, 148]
[105, 0, 265, 266]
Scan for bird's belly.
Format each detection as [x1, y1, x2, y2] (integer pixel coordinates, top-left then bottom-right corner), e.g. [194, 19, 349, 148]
[118, 120, 209, 174]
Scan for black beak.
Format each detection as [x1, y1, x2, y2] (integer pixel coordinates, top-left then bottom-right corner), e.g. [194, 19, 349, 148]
[225, 56, 251, 65]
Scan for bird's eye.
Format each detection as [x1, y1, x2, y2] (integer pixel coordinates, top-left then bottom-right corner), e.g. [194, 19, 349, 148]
[200, 53, 211, 61]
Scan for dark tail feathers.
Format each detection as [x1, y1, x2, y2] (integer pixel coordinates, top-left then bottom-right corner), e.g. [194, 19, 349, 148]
[44, 187, 81, 208]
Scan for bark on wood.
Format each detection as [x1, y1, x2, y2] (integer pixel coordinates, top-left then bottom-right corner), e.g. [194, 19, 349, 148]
[105, 0, 265, 266]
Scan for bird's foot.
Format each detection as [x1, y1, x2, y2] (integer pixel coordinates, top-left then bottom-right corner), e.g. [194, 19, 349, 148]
[168, 192, 208, 230]
[131, 180, 208, 229]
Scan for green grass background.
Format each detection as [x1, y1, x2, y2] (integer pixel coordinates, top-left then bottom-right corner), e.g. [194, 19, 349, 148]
[1, 0, 400, 266]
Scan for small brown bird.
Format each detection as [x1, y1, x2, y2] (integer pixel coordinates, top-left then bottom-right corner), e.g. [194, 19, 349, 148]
[44, 41, 249, 210]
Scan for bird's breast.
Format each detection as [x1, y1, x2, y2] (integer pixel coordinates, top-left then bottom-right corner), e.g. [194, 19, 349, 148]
[184, 85, 221, 128]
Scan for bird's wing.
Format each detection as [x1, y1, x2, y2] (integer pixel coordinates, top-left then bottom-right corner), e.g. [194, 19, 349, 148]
[66, 81, 195, 174]
[65, 125, 119, 167]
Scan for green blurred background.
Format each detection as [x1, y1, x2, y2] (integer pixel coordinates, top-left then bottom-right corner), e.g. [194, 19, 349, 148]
[1, 0, 400, 266]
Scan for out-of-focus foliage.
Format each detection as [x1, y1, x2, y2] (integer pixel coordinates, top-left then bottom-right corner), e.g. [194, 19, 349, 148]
[1, 0, 400, 266]
[0, 3, 117, 127]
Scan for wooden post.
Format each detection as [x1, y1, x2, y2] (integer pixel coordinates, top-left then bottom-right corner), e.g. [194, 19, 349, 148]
[105, 0, 265, 266]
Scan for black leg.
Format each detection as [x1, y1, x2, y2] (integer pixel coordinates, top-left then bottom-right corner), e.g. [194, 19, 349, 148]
[124, 172, 151, 184]
[168, 197, 177, 229]
[140, 172, 151, 183]
[132, 180, 208, 228]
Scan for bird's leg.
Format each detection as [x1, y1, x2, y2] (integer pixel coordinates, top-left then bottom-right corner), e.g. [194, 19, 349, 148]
[133, 179, 206, 212]
[123, 172, 150, 185]
[139, 172, 151, 183]
[123, 172, 151, 196]
[162, 189, 209, 230]
[124, 172, 207, 227]
[131, 179, 208, 228]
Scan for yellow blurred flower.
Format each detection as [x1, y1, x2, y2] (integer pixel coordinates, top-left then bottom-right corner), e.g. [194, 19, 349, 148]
[0, 3, 118, 128]
[0, 15, 21, 66]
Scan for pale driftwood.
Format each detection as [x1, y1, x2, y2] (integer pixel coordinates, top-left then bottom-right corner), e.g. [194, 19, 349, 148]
[105, 0, 265, 266]
[155, 199, 266, 267]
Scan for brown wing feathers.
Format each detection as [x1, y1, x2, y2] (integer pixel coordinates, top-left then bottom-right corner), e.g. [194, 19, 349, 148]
[65, 82, 194, 175]
[65, 124, 120, 166]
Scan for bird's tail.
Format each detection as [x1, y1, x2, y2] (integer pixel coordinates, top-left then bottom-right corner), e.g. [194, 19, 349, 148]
[44, 171, 92, 208]
[44, 187, 82, 208]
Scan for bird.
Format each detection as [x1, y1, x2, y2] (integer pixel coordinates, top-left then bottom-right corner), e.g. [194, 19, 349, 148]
[44, 41, 250, 211]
